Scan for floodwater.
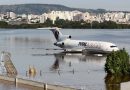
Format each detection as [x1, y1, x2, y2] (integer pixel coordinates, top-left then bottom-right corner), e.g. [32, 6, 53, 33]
[0, 29, 130, 90]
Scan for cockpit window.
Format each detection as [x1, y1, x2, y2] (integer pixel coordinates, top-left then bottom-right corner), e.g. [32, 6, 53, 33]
[110, 45, 117, 48]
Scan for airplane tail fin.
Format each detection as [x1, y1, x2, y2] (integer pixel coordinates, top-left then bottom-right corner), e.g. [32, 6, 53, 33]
[50, 27, 63, 41]
[37, 27, 71, 42]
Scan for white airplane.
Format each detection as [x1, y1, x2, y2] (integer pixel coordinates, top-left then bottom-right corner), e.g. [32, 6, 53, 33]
[38, 27, 119, 54]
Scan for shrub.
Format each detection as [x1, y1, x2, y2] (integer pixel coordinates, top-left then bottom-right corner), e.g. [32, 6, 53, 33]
[105, 48, 130, 75]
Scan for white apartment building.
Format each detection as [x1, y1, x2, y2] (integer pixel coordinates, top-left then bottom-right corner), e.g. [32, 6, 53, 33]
[21, 14, 28, 19]
[82, 12, 91, 21]
[6, 12, 16, 19]
[27, 14, 40, 23]
[27, 11, 130, 24]
[0, 11, 130, 24]
[125, 13, 130, 23]
[40, 11, 79, 24]
[0, 14, 4, 20]
[103, 12, 129, 23]
[48, 11, 74, 23]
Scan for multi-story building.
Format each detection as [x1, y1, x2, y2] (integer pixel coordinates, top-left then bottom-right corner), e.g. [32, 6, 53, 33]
[0, 11, 130, 25]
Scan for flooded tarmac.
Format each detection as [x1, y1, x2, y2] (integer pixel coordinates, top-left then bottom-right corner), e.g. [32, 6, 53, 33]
[0, 29, 130, 90]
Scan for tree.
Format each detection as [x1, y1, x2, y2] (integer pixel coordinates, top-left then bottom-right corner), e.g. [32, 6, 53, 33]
[105, 49, 130, 75]
[54, 18, 66, 28]
[44, 18, 53, 26]
[0, 21, 8, 28]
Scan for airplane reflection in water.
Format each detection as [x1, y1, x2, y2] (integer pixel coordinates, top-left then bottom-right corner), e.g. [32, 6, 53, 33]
[51, 52, 107, 71]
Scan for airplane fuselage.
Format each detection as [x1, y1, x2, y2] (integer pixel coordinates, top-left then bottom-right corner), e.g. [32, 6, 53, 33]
[54, 39, 119, 54]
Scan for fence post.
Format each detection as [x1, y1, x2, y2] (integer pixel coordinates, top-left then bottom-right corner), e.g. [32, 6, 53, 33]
[15, 77, 18, 87]
[44, 83, 47, 90]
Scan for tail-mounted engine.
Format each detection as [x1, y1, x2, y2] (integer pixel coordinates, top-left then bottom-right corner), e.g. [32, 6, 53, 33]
[54, 42, 64, 47]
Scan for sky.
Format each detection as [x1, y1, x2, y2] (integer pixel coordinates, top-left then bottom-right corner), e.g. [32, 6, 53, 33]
[0, 0, 130, 11]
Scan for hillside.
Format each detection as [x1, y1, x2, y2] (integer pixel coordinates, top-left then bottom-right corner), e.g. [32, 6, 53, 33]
[0, 4, 107, 14]
[0, 4, 87, 14]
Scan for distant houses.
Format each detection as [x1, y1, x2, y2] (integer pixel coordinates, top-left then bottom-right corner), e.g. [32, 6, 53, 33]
[0, 11, 130, 25]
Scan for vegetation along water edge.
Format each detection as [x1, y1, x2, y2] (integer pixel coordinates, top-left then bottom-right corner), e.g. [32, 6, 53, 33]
[1, 19, 130, 29]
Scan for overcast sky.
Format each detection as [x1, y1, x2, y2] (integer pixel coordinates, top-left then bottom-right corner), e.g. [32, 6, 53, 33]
[0, 0, 130, 11]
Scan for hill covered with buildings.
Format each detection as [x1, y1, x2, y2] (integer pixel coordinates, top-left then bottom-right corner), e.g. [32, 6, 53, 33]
[0, 4, 130, 29]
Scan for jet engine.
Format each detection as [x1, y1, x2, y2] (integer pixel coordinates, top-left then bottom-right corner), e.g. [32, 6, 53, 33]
[54, 42, 64, 47]
[61, 35, 72, 39]
[68, 35, 71, 39]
